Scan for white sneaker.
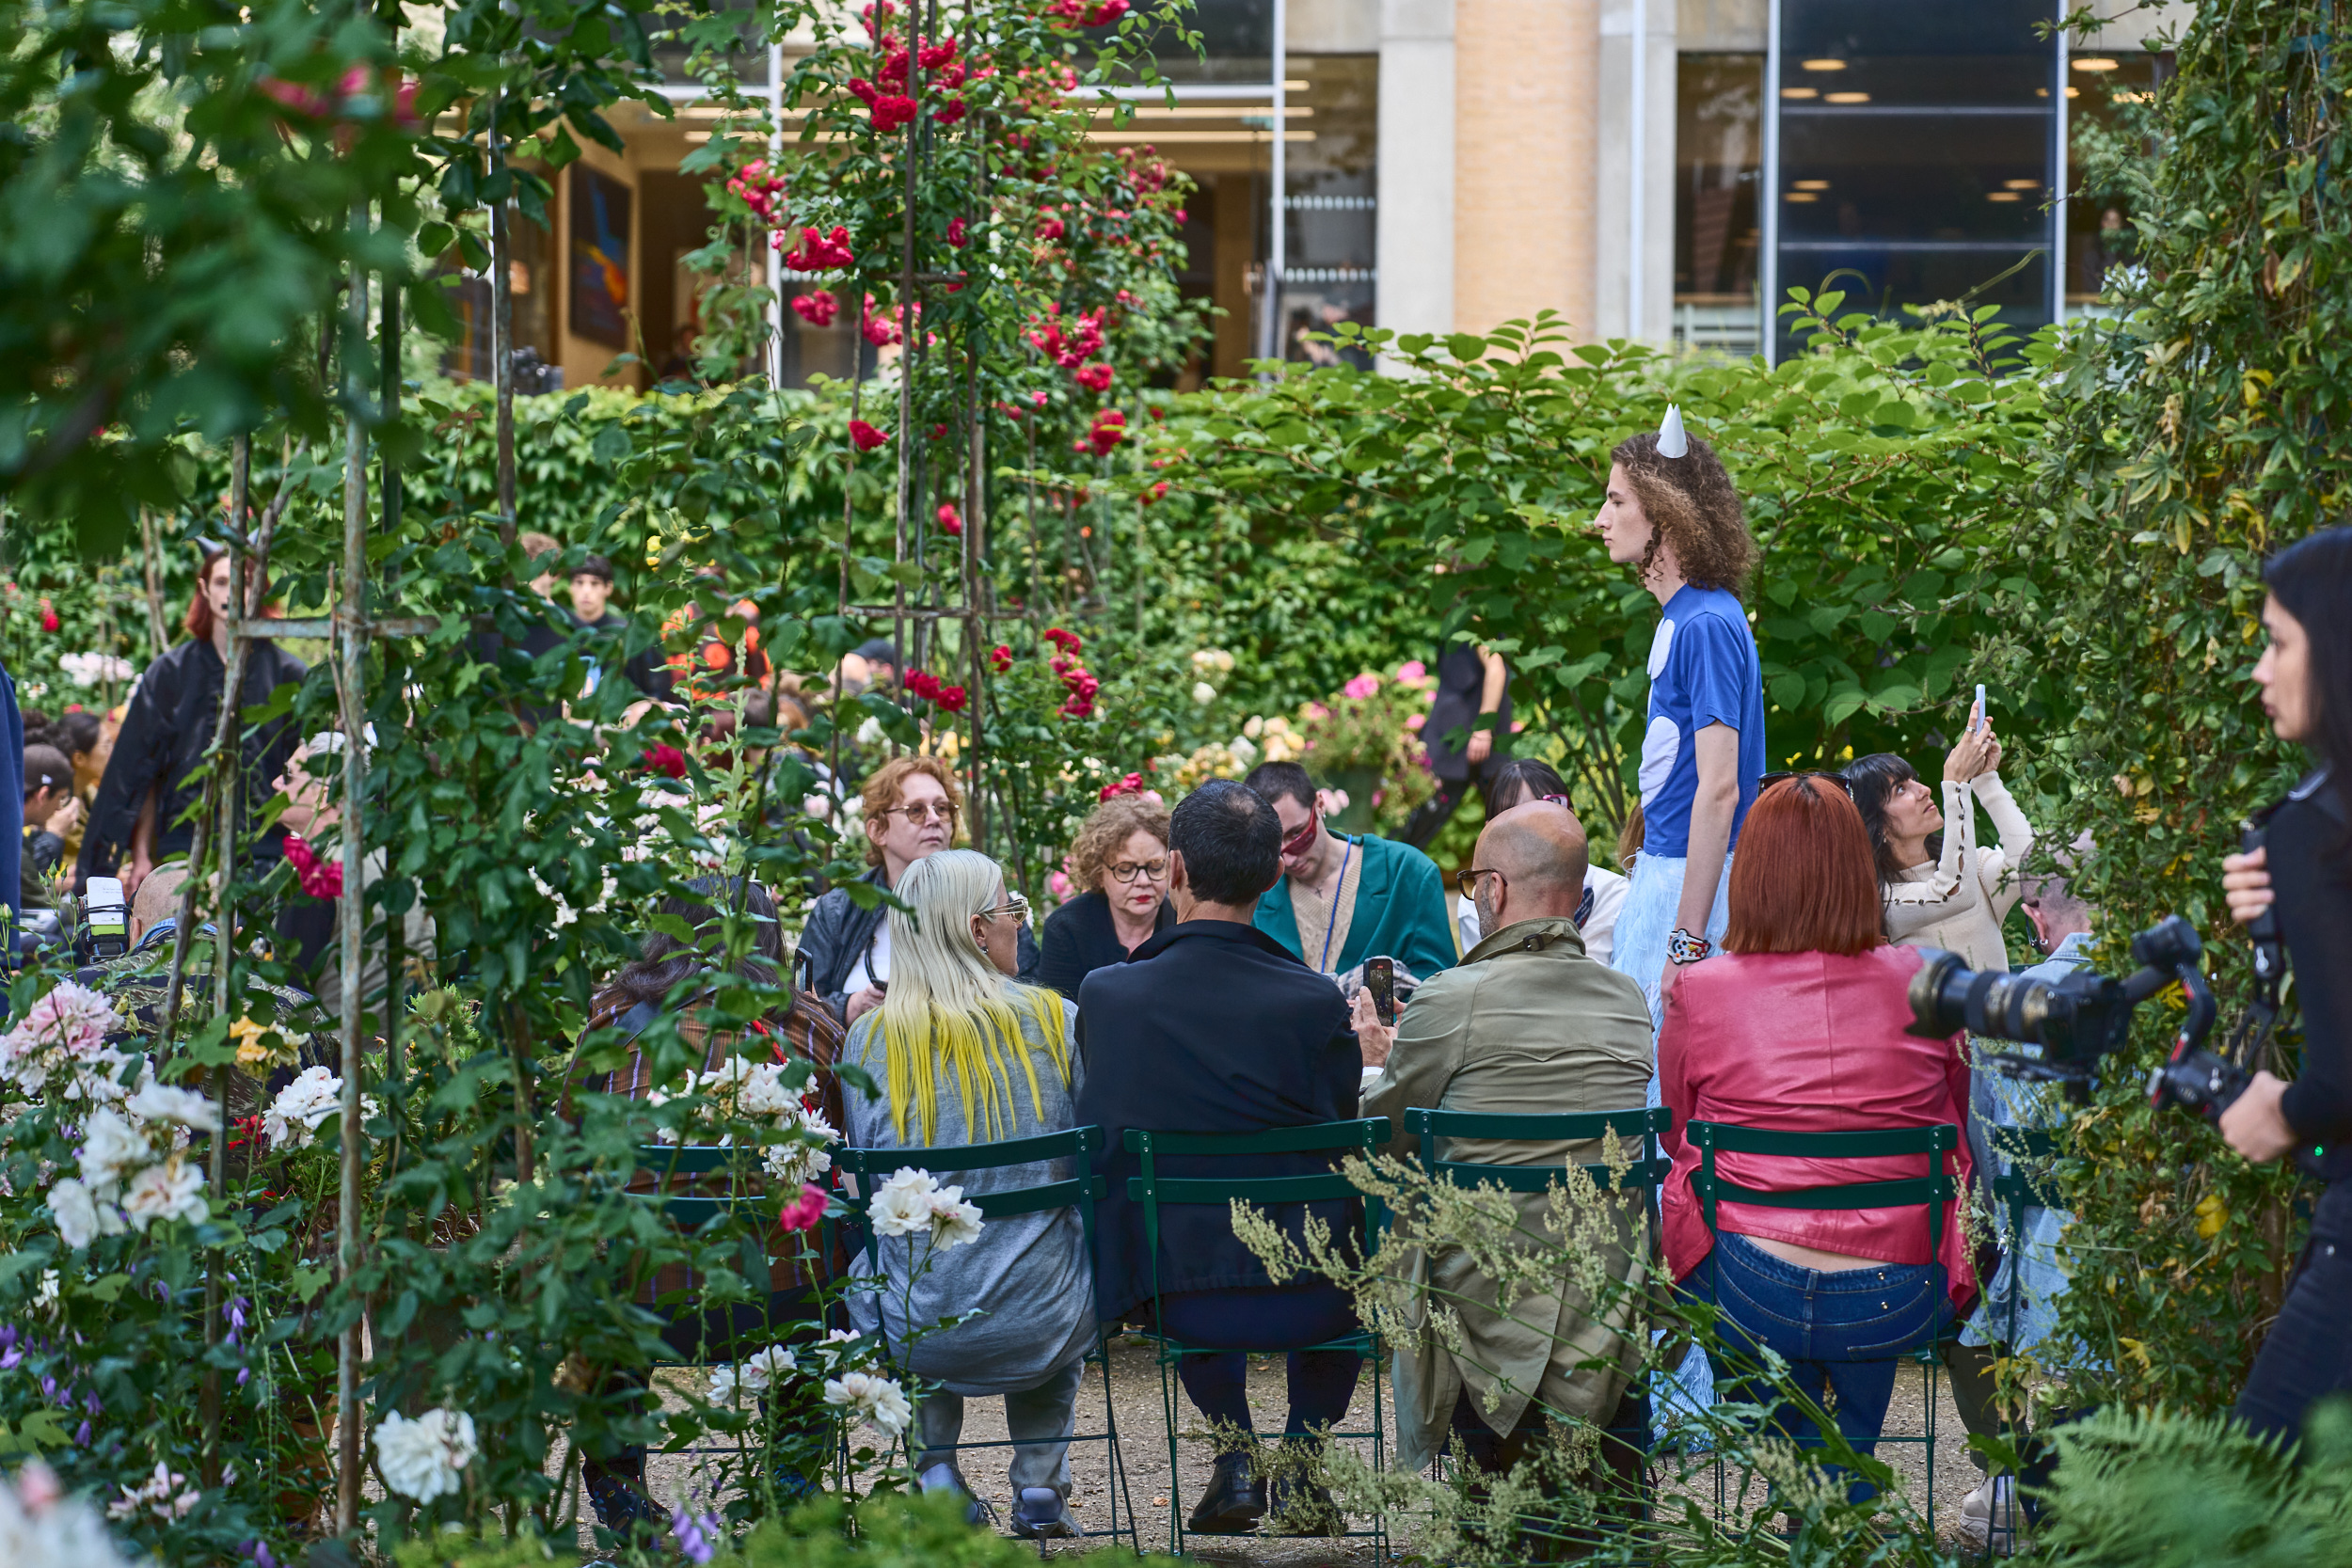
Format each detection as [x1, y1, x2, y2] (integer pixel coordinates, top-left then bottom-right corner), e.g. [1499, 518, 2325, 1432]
[1957, 1474, 2018, 1555]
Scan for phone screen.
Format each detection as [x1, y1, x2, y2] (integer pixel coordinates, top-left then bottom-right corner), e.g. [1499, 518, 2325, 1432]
[1364, 957, 1395, 1026]
[1973, 684, 1987, 733]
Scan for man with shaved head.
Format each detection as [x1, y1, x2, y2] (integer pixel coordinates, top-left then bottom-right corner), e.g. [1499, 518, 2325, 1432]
[1358, 800, 1657, 1521]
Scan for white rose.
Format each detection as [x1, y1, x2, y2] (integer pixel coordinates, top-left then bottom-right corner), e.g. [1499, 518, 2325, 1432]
[76, 1108, 151, 1195]
[119, 1161, 207, 1231]
[373, 1407, 478, 1504]
[867, 1167, 939, 1238]
[34, 1270, 57, 1316]
[48, 1177, 104, 1249]
[708, 1344, 798, 1404]
[125, 1073, 222, 1133]
[263, 1067, 343, 1150]
[1192, 682, 1216, 705]
[925, 1186, 985, 1251]
[823, 1370, 913, 1436]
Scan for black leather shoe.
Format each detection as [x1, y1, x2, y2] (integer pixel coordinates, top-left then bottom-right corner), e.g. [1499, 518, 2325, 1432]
[1265, 1469, 1343, 1536]
[1187, 1452, 1268, 1534]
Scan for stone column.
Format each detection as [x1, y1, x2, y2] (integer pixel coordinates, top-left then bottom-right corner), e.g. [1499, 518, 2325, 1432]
[1376, 0, 1457, 353]
[1452, 0, 1598, 338]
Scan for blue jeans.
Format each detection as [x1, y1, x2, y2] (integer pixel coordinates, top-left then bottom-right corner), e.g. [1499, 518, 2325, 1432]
[1683, 1233, 1952, 1502]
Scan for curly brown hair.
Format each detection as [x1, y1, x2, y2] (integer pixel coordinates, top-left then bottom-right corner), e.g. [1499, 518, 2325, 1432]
[1609, 429, 1756, 595]
[1069, 794, 1172, 895]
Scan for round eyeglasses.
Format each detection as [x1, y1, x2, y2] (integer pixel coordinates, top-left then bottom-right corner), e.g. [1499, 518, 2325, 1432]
[1108, 858, 1169, 883]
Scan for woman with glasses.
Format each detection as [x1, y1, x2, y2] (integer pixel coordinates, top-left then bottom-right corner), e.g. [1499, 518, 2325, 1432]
[799, 755, 1041, 1024]
[840, 849, 1093, 1539]
[1036, 793, 1175, 999]
[1843, 710, 2036, 974]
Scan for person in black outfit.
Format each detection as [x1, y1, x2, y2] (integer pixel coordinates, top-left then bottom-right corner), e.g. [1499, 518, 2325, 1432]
[2217, 526, 2352, 1443]
[1401, 641, 1509, 850]
[1034, 792, 1175, 999]
[1075, 779, 1365, 1535]
[566, 554, 673, 702]
[76, 548, 306, 896]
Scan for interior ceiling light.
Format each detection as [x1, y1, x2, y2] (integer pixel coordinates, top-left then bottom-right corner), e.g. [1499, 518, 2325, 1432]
[2073, 56, 2122, 71]
[1825, 91, 1870, 103]
[1786, 192, 1820, 203]
[1987, 191, 2023, 202]
[2066, 86, 2081, 97]
[1793, 179, 1832, 190]
[1781, 87, 1820, 99]
[2004, 178, 2041, 189]
[1801, 57, 1848, 71]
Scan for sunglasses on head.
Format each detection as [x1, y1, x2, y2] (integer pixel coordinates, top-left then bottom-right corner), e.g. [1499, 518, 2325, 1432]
[1759, 769, 1854, 798]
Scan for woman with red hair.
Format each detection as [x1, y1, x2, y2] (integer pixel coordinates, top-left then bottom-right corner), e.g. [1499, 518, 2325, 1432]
[75, 547, 307, 895]
[1658, 774, 1975, 1499]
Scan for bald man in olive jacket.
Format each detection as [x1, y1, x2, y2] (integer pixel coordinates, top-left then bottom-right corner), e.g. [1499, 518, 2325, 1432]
[1357, 801, 1656, 1487]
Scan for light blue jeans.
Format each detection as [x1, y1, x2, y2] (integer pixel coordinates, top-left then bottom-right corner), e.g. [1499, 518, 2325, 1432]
[1612, 848, 1733, 1444]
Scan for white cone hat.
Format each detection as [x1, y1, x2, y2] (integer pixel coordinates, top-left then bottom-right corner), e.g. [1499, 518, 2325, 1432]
[1657, 404, 1688, 459]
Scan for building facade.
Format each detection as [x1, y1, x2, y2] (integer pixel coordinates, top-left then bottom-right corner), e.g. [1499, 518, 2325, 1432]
[447, 0, 2170, 390]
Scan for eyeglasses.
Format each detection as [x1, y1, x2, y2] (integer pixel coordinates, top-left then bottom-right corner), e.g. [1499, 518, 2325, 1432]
[879, 800, 959, 826]
[1759, 770, 1854, 798]
[1279, 812, 1322, 859]
[1108, 858, 1169, 883]
[1455, 866, 1507, 898]
[977, 892, 1031, 928]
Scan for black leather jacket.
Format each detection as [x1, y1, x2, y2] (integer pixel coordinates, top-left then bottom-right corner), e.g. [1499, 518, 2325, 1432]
[798, 864, 1041, 1022]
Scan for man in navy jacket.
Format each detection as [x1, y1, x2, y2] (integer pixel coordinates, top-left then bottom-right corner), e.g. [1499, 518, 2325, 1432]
[1076, 779, 1364, 1535]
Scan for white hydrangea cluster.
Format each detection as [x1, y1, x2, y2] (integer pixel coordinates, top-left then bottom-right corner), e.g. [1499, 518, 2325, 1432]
[867, 1167, 983, 1251]
[373, 1407, 478, 1504]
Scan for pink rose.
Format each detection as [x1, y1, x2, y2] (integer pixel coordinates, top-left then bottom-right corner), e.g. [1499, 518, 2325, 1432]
[1396, 660, 1427, 684]
[1048, 870, 1073, 901]
[778, 1183, 828, 1232]
[1342, 673, 1379, 700]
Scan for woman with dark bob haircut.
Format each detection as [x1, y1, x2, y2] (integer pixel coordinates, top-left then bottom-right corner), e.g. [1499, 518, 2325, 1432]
[1657, 775, 1976, 1500]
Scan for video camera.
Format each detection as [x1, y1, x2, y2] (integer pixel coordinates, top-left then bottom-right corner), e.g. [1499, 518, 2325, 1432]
[1906, 913, 2247, 1114]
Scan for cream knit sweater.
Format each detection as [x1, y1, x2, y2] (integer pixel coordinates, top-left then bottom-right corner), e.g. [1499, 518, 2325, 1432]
[1883, 771, 2036, 974]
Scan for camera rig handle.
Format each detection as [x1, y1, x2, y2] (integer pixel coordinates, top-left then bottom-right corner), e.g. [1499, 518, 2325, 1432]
[2228, 816, 2286, 1074]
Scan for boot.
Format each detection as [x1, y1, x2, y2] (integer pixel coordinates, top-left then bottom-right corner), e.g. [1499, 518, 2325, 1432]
[1186, 1451, 1267, 1534]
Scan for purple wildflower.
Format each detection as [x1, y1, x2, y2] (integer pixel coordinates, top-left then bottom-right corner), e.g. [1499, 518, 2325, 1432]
[72, 1420, 88, 1445]
[670, 1500, 721, 1563]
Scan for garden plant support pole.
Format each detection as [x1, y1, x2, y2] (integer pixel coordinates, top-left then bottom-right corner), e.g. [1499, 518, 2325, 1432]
[491, 85, 517, 545]
[138, 506, 169, 657]
[334, 211, 372, 1538]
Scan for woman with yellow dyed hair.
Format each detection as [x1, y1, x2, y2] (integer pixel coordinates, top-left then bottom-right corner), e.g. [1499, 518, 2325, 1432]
[840, 848, 1093, 1540]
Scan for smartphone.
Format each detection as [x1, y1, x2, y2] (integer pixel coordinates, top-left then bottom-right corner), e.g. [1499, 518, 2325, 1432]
[1364, 956, 1396, 1026]
[1971, 684, 1987, 734]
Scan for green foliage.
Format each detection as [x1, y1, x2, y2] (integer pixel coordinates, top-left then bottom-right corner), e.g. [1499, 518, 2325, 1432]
[2003, 0, 2342, 1416]
[1153, 308, 2055, 832]
[2036, 1401, 2352, 1567]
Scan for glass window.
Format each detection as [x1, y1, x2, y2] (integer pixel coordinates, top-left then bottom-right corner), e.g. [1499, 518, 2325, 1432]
[2065, 48, 2170, 311]
[1772, 0, 2058, 360]
[1274, 55, 1376, 368]
[1676, 53, 1763, 355]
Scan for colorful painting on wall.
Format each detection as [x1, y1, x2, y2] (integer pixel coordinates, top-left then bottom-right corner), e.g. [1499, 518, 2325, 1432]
[569, 166, 632, 348]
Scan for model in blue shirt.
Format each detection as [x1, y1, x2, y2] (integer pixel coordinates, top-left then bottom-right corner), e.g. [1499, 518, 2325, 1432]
[1593, 422, 1762, 1014]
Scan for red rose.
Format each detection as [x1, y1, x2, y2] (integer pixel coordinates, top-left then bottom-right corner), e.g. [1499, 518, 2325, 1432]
[1044, 627, 1082, 655]
[791, 290, 838, 326]
[946, 216, 968, 247]
[872, 94, 917, 132]
[777, 1183, 828, 1232]
[1073, 361, 1113, 392]
[281, 832, 344, 900]
[936, 684, 969, 712]
[933, 97, 967, 126]
[937, 502, 962, 535]
[642, 744, 690, 780]
[989, 644, 1014, 673]
[850, 420, 890, 451]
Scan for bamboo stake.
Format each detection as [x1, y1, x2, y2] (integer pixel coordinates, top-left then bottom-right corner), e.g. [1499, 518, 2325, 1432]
[137, 507, 168, 657]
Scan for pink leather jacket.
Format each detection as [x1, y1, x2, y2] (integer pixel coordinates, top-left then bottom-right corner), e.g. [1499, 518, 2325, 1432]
[1659, 944, 1977, 1307]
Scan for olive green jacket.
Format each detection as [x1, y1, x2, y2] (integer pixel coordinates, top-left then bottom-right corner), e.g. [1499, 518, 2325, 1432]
[1359, 913, 1658, 1470]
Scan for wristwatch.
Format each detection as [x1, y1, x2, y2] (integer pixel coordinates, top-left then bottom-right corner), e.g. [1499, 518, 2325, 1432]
[1667, 927, 1715, 966]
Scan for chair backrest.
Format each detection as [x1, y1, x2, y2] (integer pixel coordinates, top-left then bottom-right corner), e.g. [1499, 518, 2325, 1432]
[625, 1143, 772, 1231]
[1121, 1118, 1392, 1307]
[1403, 1105, 1672, 1193]
[1685, 1119, 1961, 1254]
[836, 1124, 1107, 1238]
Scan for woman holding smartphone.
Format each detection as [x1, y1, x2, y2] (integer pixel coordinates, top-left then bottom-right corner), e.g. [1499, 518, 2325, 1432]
[1843, 704, 2036, 972]
[2217, 528, 2352, 1443]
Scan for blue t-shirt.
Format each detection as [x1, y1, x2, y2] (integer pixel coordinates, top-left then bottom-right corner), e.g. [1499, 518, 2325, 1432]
[1636, 584, 1765, 857]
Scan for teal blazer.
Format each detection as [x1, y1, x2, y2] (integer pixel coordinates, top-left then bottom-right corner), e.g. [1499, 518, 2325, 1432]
[1253, 831, 1458, 982]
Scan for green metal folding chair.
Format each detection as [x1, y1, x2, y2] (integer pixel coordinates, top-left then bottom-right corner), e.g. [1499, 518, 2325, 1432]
[1684, 1119, 1961, 1524]
[1123, 1117, 1391, 1557]
[835, 1125, 1136, 1550]
[1403, 1106, 1670, 1536]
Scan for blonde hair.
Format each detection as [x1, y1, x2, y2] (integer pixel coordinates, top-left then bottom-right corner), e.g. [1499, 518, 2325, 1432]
[858, 849, 1071, 1145]
[859, 754, 965, 868]
[1070, 794, 1171, 894]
